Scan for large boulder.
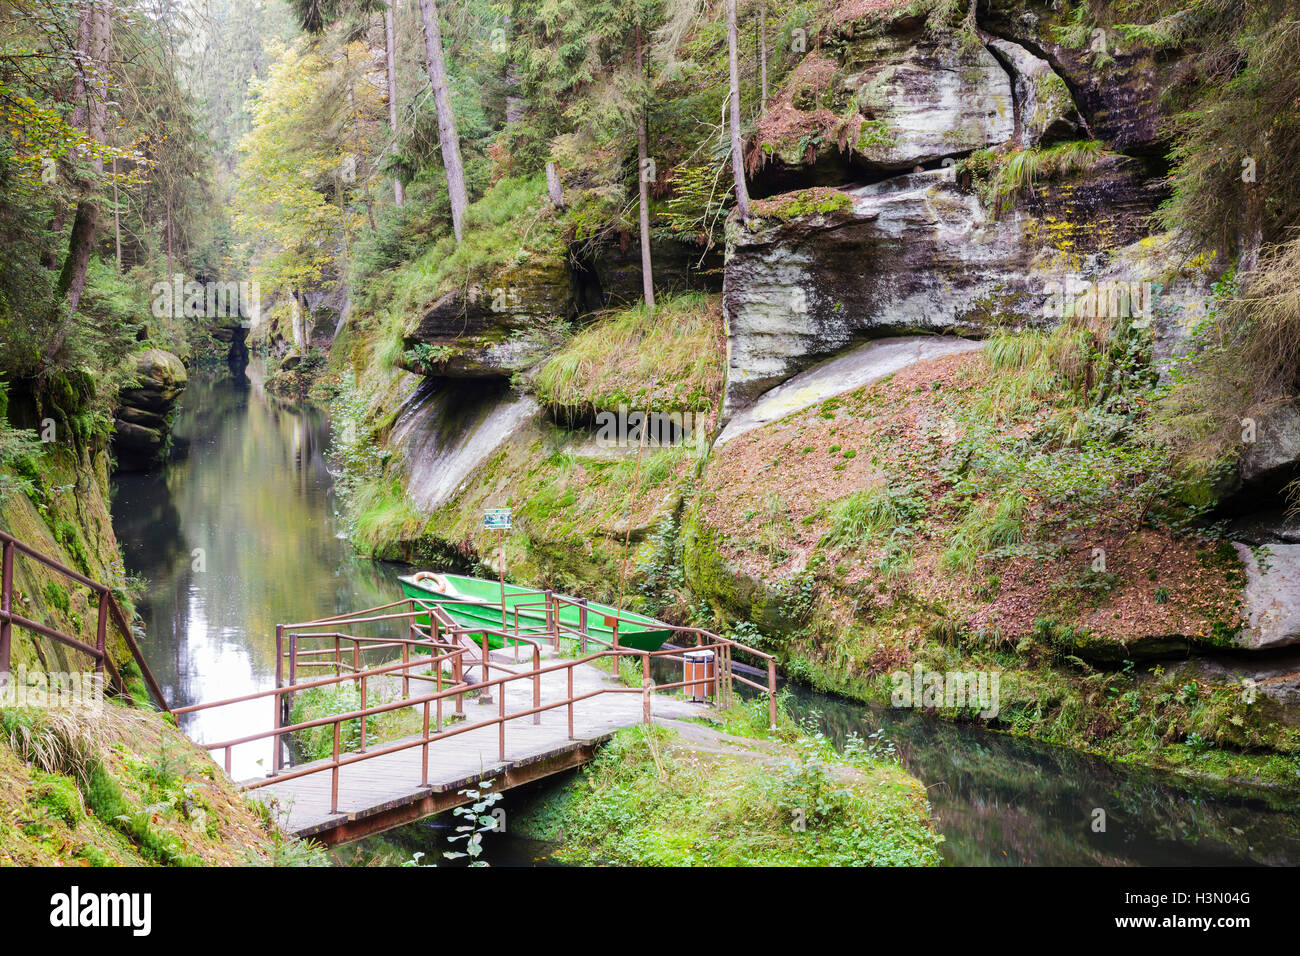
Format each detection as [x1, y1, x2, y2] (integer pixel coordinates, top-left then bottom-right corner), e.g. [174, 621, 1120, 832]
[1234, 543, 1300, 650]
[722, 157, 1163, 415]
[839, 28, 1015, 170]
[754, 16, 1016, 192]
[402, 257, 573, 377]
[113, 349, 187, 472]
[1195, 402, 1300, 518]
[1238, 403, 1300, 493]
[985, 37, 1084, 146]
[118, 349, 186, 413]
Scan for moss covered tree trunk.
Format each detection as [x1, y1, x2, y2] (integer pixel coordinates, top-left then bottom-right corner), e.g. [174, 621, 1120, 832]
[55, 0, 110, 323]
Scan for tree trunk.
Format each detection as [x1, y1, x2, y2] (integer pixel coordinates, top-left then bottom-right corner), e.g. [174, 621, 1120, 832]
[385, 0, 405, 207]
[55, 0, 109, 321]
[416, 0, 468, 241]
[727, 0, 750, 221]
[112, 155, 121, 272]
[546, 161, 564, 209]
[636, 24, 655, 312]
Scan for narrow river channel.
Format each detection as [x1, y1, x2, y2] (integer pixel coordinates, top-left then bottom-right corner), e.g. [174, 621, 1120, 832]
[111, 370, 1300, 866]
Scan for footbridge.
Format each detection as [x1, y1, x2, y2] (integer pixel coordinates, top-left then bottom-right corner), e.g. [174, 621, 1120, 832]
[175, 593, 778, 844]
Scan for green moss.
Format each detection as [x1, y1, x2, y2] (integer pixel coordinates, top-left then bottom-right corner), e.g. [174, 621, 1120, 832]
[41, 582, 71, 616]
[32, 771, 83, 827]
[77, 844, 112, 867]
[751, 187, 854, 222]
[535, 293, 722, 415]
[855, 118, 894, 152]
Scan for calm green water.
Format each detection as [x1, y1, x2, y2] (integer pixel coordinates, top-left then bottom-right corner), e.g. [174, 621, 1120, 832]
[112, 370, 1300, 866]
[112, 369, 397, 778]
[775, 683, 1300, 866]
[345, 679, 1300, 868]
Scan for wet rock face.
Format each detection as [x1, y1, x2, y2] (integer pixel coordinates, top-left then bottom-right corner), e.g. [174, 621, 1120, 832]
[980, 0, 1187, 154]
[722, 157, 1162, 414]
[112, 349, 187, 472]
[985, 37, 1083, 146]
[390, 377, 539, 512]
[839, 29, 1014, 169]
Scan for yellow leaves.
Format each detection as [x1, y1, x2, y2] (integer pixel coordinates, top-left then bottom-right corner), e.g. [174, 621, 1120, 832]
[233, 34, 380, 294]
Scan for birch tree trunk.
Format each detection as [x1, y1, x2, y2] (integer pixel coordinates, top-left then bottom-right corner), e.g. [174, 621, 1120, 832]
[546, 161, 564, 208]
[417, 0, 468, 241]
[385, 0, 405, 207]
[727, 0, 750, 221]
[636, 24, 655, 312]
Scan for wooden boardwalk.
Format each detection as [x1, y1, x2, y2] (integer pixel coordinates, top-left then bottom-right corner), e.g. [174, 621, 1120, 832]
[173, 593, 776, 846]
[246, 651, 708, 843]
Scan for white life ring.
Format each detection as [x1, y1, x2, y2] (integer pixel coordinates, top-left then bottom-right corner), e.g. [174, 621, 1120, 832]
[412, 571, 450, 593]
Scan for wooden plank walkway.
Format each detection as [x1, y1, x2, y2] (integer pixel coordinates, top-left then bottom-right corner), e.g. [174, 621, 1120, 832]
[245, 650, 708, 844]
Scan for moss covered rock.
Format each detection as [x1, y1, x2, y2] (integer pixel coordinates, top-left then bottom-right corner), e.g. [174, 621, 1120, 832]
[112, 348, 187, 471]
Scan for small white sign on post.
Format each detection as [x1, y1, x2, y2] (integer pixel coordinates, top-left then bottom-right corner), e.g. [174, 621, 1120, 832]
[484, 508, 512, 530]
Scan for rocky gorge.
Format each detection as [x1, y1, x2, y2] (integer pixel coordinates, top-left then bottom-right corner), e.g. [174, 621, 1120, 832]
[3, 0, 1300, 877]
[279, 0, 1300, 789]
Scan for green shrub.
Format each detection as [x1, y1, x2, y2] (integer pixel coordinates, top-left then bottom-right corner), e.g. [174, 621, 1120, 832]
[288, 684, 377, 762]
[32, 772, 83, 827]
[826, 484, 926, 546]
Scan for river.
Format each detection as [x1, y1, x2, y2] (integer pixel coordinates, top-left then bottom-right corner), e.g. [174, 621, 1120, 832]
[111, 370, 1300, 866]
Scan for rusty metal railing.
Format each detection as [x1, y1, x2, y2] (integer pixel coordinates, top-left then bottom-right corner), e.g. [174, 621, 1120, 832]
[0, 529, 170, 712]
[176, 591, 778, 814]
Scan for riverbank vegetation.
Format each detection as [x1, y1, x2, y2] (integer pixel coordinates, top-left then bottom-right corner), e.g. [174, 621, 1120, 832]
[515, 699, 942, 866]
[0, 703, 325, 866]
[682, 335, 1300, 786]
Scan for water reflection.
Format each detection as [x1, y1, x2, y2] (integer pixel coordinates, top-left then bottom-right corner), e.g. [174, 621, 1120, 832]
[352, 674, 1300, 867]
[775, 682, 1300, 866]
[112, 369, 400, 778]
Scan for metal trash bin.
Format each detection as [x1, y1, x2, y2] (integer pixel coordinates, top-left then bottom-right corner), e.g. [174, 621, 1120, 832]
[683, 649, 716, 702]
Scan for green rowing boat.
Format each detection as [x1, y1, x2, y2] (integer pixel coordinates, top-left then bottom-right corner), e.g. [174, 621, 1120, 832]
[397, 572, 674, 652]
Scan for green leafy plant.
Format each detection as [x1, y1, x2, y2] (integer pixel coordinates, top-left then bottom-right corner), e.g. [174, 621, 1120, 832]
[443, 781, 502, 866]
